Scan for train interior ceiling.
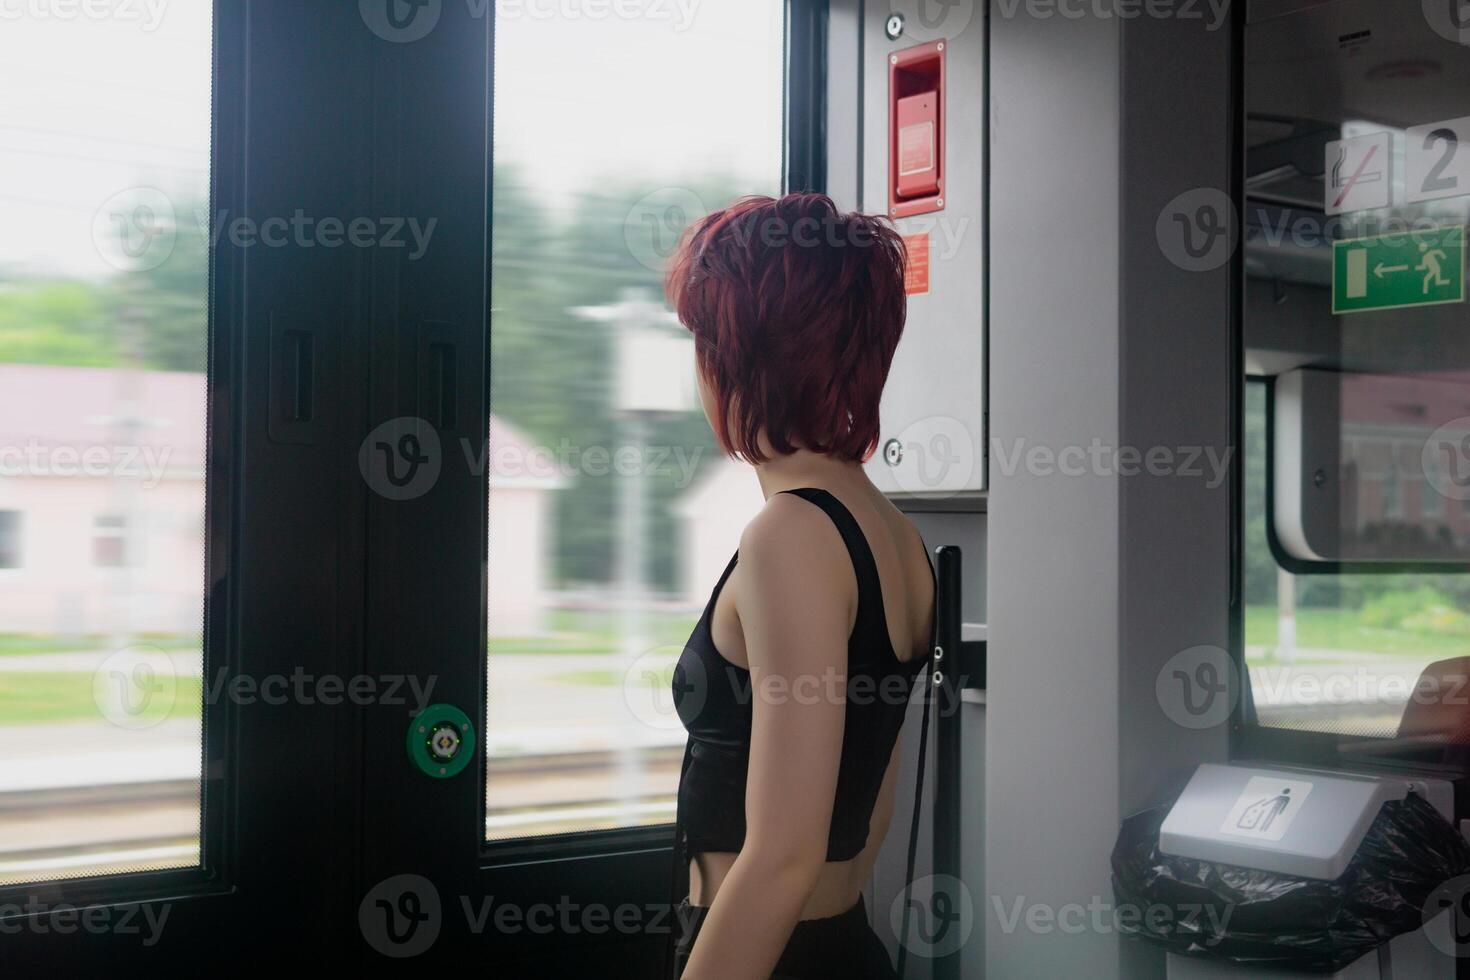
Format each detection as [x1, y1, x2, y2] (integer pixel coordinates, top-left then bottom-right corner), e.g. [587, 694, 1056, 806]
[7, 0, 1470, 976]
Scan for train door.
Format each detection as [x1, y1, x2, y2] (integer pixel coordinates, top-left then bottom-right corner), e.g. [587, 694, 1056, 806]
[349, 0, 826, 972]
[0, 1, 922, 973]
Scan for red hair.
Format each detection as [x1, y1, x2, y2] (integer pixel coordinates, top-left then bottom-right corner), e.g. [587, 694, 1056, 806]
[664, 193, 908, 464]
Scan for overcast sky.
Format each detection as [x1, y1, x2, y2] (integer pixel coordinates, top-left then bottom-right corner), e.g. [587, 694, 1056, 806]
[0, 0, 783, 278]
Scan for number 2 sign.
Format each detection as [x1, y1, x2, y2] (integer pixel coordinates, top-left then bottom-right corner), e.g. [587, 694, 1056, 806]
[1408, 115, 1470, 204]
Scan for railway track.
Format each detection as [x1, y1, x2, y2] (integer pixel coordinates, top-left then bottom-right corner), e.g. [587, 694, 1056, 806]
[0, 745, 688, 879]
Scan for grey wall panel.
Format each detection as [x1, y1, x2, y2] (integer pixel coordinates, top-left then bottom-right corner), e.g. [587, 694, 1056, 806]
[987, 9, 1124, 972]
[860, 0, 988, 497]
[959, 700, 986, 979]
[868, 508, 985, 977]
[987, 5, 1234, 979]
[1115, 10, 1236, 979]
[868, 698, 988, 980]
[1117, 8, 1236, 810]
[910, 509, 987, 624]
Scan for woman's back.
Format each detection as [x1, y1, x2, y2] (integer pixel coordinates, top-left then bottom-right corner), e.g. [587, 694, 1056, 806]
[707, 480, 935, 672]
[675, 473, 935, 919]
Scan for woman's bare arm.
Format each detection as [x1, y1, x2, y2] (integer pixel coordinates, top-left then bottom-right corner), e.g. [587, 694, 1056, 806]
[679, 494, 854, 980]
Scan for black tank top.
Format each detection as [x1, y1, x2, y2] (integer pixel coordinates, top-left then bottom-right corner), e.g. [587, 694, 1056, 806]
[671, 487, 933, 863]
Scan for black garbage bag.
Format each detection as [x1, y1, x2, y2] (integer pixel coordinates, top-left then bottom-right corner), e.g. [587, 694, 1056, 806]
[1110, 791, 1470, 973]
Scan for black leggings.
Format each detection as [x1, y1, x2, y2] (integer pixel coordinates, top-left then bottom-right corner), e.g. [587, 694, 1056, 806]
[673, 895, 899, 979]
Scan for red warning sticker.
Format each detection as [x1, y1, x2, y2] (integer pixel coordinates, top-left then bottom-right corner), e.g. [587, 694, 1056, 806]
[903, 233, 930, 295]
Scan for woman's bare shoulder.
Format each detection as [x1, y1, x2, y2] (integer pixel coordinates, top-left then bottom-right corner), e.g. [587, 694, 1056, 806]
[739, 492, 844, 566]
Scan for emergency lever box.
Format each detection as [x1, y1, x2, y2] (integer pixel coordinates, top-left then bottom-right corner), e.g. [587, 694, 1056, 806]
[889, 40, 944, 218]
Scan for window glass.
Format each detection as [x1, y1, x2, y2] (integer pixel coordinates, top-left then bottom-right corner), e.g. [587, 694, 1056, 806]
[93, 515, 135, 568]
[0, 8, 212, 883]
[0, 513, 20, 569]
[1242, 384, 1470, 737]
[1244, 1, 1470, 745]
[487, 2, 784, 840]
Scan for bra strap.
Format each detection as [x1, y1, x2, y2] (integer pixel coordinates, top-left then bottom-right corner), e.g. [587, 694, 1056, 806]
[776, 488, 885, 632]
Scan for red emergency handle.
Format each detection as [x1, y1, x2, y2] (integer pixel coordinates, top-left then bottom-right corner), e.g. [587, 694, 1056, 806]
[889, 40, 945, 218]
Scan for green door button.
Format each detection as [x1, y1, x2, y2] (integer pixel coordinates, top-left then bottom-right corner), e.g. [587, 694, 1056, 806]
[407, 703, 476, 779]
[429, 723, 461, 761]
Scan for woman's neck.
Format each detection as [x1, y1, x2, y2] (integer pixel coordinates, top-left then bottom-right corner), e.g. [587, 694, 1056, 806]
[753, 448, 867, 499]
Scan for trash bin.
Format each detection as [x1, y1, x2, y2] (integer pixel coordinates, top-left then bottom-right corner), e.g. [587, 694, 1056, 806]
[1111, 763, 1470, 978]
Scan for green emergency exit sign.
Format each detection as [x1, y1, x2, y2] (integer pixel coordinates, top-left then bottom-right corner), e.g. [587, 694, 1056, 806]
[1333, 226, 1465, 315]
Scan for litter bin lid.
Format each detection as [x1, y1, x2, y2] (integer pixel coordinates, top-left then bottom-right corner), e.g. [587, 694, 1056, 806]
[1159, 763, 1408, 880]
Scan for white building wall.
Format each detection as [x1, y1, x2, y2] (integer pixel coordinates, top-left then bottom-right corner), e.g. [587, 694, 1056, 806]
[0, 474, 205, 636]
[0, 464, 556, 639]
[677, 458, 764, 602]
[488, 486, 548, 638]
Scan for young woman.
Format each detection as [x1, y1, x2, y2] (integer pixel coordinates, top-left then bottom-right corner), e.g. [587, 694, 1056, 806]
[666, 194, 936, 979]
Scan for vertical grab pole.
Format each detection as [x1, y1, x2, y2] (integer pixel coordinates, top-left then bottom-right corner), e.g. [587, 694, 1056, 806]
[933, 545, 963, 980]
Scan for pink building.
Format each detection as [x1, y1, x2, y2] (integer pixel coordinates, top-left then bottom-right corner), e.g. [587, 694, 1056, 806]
[0, 364, 560, 639]
[1340, 371, 1470, 548]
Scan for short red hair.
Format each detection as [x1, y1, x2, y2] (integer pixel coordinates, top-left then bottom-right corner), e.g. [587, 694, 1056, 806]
[665, 193, 908, 464]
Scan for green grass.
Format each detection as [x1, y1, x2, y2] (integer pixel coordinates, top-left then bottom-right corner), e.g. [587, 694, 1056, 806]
[0, 634, 201, 656]
[1245, 606, 1470, 659]
[489, 609, 698, 657]
[552, 658, 679, 689]
[0, 609, 699, 724]
[0, 635, 109, 655]
[0, 672, 203, 726]
[551, 669, 626, 687]
[0, 609, 698, 660]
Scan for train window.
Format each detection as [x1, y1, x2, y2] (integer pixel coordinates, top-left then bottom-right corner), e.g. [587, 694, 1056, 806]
[487, 2, 785, 841]
[1244, 2, 1470, 744]
[0, 9, 212, 883]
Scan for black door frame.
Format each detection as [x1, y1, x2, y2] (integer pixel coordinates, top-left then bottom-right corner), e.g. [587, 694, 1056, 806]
[351, 0, 829, 972]
[3, 1, 375, 969]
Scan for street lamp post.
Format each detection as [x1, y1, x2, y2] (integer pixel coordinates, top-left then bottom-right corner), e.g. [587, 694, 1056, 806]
[574, 289, 696, 826]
